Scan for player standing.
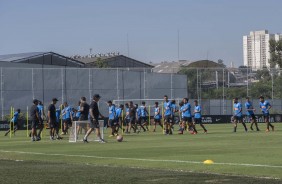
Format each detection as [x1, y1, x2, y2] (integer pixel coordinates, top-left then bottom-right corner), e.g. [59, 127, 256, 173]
[30, 99, 40, 141]
[179, 98, 193, 134]
[233, 98, 248, 132]
[48, 98, 59, 140]
[129, 101, 137, 133]
[61, 102, 73, 135]
[140, 101, 149, 131]
[83, 94, 105, 143]
[124, 103, 131, 133]
[115, 104, 124, 135]
[259, 96, 274, 132]
[4, 109, 20, 136]
[193, 100, 207, 133]
[108, 101, 117, 137]
[37, 101, 45, 139]
[163, 95, 172, 135]
[153, 102, 162, 132]
[245, 97, 259, 131]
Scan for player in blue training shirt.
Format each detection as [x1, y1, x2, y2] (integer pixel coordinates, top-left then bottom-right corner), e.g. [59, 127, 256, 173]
[245, 97, 259, 131]
[163, 95, 173, 135]
[153, 102, 163, 132]
[259, 96, 274, 132]
[108, 101, 117, 137]
[135, 104, 146, 133]
[193, 100, 207, 134]
[4, 109, 21, 136]
[124, 103, 131, 133]
[140, 101, 149, 131]
[61, 102, 73, 135]
[233, 98, 248, 132]
[179, 98, 193, 134]
[37, 101, 45, 140]
[171, 100, 177, 130]
[114, 104, 124, 135]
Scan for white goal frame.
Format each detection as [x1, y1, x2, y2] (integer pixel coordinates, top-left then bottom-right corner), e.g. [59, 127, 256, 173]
[69, 120, 104, 143]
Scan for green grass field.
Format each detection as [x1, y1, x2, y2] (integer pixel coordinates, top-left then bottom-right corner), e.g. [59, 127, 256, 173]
[1, 124, 282, 184]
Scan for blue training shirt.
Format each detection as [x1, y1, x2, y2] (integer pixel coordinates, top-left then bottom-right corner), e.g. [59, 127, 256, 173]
[11, 112, 19, 123]
[164, 101, 172, 116]
[154, 107, 160, 119]
[182, 102, 192, 117]
[245, 101, 254, 115]
[37, 104, 44, 118]
[140, 105, 147, 117]
[56, 109, 61, 123]
[76, 106, 81, 118]
[194, 105, 201, 118]
[62, 106, 72, 120]
[125, 107, 130, 120]
[171, 103, 176, 116]
[233, 103, 242, 117]
[115, 108, 122, 120]
[108, 105, 116, 120]
[260, 101, 271, 114]
[136, 107, 141, 118]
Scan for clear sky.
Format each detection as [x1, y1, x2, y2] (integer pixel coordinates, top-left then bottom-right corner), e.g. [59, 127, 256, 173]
[1, 0, 281, 66]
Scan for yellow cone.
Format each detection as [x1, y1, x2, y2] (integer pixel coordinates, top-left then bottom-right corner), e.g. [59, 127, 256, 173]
[203, 160, 214, 164]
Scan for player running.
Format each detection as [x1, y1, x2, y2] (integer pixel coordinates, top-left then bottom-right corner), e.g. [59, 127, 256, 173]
[140, 101, 149, 131]
[128, 101, 137, 133]
[233, 98, 248, 132]
[153, 102, 162, 132]
[245, 97, 259, 131]
[259, 96, 274, 132]
[4, 109, 20, 136]
[83, 94, 105, 143]
[193, 100, 207, 133]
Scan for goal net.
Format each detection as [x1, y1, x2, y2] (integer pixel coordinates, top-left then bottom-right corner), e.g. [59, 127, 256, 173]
[69, 120, 105, 143]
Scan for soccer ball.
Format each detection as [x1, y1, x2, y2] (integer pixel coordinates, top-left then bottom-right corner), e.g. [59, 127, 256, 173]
[116, 135, 123, 142]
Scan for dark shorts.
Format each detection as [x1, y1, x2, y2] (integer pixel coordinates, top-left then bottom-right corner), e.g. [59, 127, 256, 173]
[154, 118, 161, 123]
[109, 119, 118, 127]
[183, 117, 192, 123]
[137, 118, 142, 124]
[129, 117, 136, 124]
[79, 115, 88, 121]
[194, 118, 202, 124]
[263, 113, 269, 118]
[141, 116, 147, 123]
[124, 119, 130, 125]
[31, 120, 38, 129]
[49, 119, 57, 128]
[248, 114, 256, 120]
[234, 116, 243, 122]
[171, 115, 175, 123]
[89, 119, 99, 129]
[63, 118, 72, 126]
[164, 115, 171, 123]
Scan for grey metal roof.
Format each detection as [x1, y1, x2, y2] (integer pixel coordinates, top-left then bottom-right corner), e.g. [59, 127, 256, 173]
[0, 52, 85, 66]
[153, 60, 192, 73]
[0, 52, 46, 62]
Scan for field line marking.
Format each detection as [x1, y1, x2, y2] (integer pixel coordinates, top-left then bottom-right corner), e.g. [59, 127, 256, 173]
[1, 150, 282, 169]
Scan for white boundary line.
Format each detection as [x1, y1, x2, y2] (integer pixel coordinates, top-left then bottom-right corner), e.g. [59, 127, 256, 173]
[1, 150, 282, 169]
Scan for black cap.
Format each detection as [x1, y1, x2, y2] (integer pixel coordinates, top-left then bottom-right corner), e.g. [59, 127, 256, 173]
[94, 94, 101, 99]
[52, 98, 59, 102]
[33, 99, 38, 104]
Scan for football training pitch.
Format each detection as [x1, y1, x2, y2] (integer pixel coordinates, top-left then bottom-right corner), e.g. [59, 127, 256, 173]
[1, 124, 282, 184]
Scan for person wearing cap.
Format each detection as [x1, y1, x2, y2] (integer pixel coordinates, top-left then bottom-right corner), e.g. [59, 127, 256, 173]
[4, 109, 21, 136]
[83, 94, 105, 143]
[30, 99, 40, 141]
[48, 98, 59, 140]
[233, 98, 248, 133]
[259, 96, 274, 132]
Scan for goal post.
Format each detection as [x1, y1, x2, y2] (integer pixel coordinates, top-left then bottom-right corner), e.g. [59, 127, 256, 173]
[69, 120, 104, 143]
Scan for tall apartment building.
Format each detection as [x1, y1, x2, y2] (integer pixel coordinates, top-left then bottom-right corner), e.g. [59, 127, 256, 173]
[243, 30, 282, 70]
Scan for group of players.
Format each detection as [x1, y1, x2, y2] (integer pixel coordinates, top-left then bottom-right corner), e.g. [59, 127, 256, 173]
[4, 94, 275, 142]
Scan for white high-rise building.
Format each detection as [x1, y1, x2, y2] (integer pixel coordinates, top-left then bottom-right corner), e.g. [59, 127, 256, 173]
[243, 30, 282, 70]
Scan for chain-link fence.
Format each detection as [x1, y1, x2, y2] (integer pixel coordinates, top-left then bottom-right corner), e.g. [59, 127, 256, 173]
[0, 67, 187, 119]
